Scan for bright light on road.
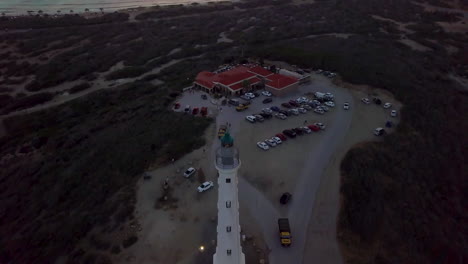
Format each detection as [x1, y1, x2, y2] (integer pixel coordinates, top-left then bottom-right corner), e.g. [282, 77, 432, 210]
[199, 245, 205, 252]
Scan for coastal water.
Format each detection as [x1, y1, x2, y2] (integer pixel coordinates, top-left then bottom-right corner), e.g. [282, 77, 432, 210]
[0, 0, 226, 15]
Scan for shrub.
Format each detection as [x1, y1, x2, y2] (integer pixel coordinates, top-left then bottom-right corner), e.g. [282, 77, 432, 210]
[70, 82, 91, 94]
[122, 236, 138, 248]
[1, 92, 53, 114]
[105, 67, 148, 81]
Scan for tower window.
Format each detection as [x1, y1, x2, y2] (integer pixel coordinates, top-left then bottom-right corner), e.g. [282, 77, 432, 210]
[226, 201, 231, 208]
[226, 178, 231, 183]
[226, 226, 231, 232]
[227, 249, 232, 256]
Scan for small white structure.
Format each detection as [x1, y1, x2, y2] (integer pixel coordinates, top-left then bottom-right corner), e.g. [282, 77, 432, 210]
[213, 133, 245, 264]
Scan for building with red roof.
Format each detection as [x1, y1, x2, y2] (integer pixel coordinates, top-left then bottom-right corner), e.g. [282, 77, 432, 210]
[194, 65, 299, 96]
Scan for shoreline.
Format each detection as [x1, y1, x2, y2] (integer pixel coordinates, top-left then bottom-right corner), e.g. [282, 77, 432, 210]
[0, 0, 232, 17]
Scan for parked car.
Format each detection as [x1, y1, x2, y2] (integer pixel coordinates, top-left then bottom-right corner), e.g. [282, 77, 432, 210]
[298, 107, 307, 114]
[270, 106, 280, 112]
[236, 104, 249, 112]
[262, 91, 272, 97]
[253, 92, 260, 97]
[275, 113, 287, 120]
[321, 106, 329, 112]
[184, 105, 191, 113]
[280, 192, 292, 204]
[201, 94, 208, 100]
[290, 108, 299, 115]
[198, 181, 214, 192]
[308, 124, 320, 132]
[254, 114, 264, 122]
[283, 129, 296, 138]
[312, 99, 321, 105]
[245, 92, 255, 99]
[263, 98, 273, 104]
[293, 127, 304, 135]
[240, 95, 251, 101]
[302, 126, 312, 134]
[192, 107, 199, 115]
[343, 102, 350, 110]
[391, 110, 398, 117]
[361, 98, 370, 104]
[174, 102, 181, 109]
[201, 107, 208, 116]
[281, 102, 292, 108]
[260, 112, 272, 119]
[257, 141, 270, 150]
[265, 139, 277, 147]
[262, 108, 273, 114]
[229, 99, 240, 106]
[386, 121, 393, 128]
[374, 127, 386, 136]
[302, 104, 312, 110]
[289, 100, 299, 107]
[218, 125, 227, 138]
[314, 122, 326, 130]
[272, 136, 282, 145]
[184, 167, 196, 178]
[383, 102, 392, 109]
[324, 101, 335, 107]
[314, 108, 325, 115]
[279, 110, 290, 116]
[276, 133, 287, 141]
[245, 115, 256, 123]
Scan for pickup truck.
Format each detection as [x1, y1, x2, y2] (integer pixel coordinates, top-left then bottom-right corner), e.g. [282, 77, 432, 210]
[278, 218, 292, 247]
[236, 104, 249, 112]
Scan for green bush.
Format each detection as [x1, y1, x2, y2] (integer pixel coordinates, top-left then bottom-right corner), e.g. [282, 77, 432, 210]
[69, 82, 91, 94]
[105, 67, 148, 81]
[122, 236, 138, 248]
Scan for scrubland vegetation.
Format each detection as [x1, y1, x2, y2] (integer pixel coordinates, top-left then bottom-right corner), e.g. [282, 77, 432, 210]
[0, 0, 466, 263]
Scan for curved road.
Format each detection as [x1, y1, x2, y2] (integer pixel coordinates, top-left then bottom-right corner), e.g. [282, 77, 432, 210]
[225, 82, 353, 264]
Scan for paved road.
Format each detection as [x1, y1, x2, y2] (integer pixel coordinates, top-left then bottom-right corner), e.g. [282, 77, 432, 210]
[224, 80, 353, 264]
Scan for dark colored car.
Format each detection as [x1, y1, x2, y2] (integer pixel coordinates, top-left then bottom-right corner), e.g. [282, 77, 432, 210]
[260, 112, 272, 119]
[201, 94, 208, 100]
[270, 106, 280, 112]
[279, 110, 290, 116]
[263, 98, 273, 104]
[373, 97, 382, 105]
[308, 124, 320, 132]
[253, 92, 260, 97]
[280, 192, 292, 204]
[276, 133, 287, 141]
[283, 129, 296, 138]
[174, 103, 181, 109]
[293, 127, 304, 135]
[192, 108, 199, 115]
[289, 100, 299, 107]
[281, 102, 292, 108]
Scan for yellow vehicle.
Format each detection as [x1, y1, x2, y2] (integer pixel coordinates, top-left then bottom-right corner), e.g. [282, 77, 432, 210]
[278, 218, 292, 247]
[217, 125, 227, 139]
[236, 104, 249, 112]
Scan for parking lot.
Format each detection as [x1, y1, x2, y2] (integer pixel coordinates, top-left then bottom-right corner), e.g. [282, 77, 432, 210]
[130, 71, 401, 264]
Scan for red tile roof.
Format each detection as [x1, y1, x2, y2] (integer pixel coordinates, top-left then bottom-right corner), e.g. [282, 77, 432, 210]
[229, 82, 244, 91]
[249, 77, 262, 84]
[217, 71, 256, 86]
[248, 66, 273, 77]
[195, 71, 217, 89]
[266, 74, 299, 89]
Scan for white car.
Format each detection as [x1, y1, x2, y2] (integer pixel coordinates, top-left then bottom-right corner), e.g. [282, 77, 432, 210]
[302, 126, 312, 134]
[298, 107, 307, 113]
[245, 92, 255, 99]
[374, 127, 385, 136]
[391, 110, 397, 117]
[197, 181, 214, 192]
[361, 98, 370, 104]
[262, 108, 273, 114]
[257, 141, 269, 150]
[183, 167, 196, 178]
[275, 113, 287, 120]
[314, 122, 326, 130]
[302, 104, 312, 110]
[272, 137, 282, 145]
[312, 99, 321, 105]
[324, 101, 335, 107]
[245, 115, 256, 123]
[343, 102, 350, 110]
[290, 108, 299, 115]
[262, 91, 272, 97]
[321, 106, 329, 112]
[314, 108, 325, 115]
[265, 139, 277, 147]
[383, 102, 392, 109]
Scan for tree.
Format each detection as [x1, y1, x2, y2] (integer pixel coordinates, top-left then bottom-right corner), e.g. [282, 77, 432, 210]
[85, 8, 89, 13]
[70, 10, 73, 14]
[242, 79, 251, 92]
[100, 8, 104, 13]
[56, 10, 61, 15]
[38, 10, 43, 15]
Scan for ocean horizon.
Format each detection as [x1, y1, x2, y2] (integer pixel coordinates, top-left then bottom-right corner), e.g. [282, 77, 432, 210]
[0, 0, 228, 15]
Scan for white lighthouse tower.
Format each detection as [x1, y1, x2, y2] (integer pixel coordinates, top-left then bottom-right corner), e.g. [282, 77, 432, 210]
[213, 132, 245, 264]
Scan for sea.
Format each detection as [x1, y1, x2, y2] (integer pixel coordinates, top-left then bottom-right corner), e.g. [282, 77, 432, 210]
[0, 0, 227, 15]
